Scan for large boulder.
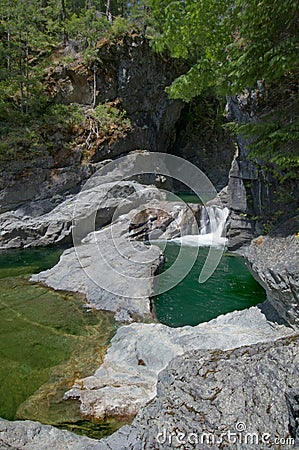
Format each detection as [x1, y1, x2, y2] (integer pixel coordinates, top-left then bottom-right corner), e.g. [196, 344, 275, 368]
[104, 334, 298, 449]
[245, 224, 299, 328]
[30, 217, 164, 321]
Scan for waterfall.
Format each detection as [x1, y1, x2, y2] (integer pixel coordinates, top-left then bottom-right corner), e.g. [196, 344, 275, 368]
[170, 206, 229, 247]
[200, 206, 229, 238]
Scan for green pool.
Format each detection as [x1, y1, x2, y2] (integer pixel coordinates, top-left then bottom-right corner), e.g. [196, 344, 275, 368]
[0, 247, 120, 438]
[176, 192, 202, 204]
[154, 244, 266, 327]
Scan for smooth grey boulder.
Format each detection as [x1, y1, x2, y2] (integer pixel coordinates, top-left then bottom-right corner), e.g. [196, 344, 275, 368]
[245, 232, 299, 328]
[0, 180, 163, 249]
[1, 333, 297, 449]
[64, 306, 294, 421]
[31, 224, 163, 321]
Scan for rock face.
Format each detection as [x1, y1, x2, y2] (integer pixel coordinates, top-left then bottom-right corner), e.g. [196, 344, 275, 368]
[225, 94, 260, 250]
[47, 34, 184, 161]
[0, 179, 161, 249]
[63, 306, 293, 421]
[0, 155, 96, 215]
[103, 335, 298, 450]
[245, 230, 299, 328]
[226, 92, 298, 250]
[0, 35, 184, 218]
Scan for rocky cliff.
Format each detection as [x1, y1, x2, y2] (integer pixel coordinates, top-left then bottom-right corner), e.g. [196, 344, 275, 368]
[0, 34, 236, 224]
[245, 219, 299, 328]
[46, 34, 185, 160]
[224, 90, 299, 332]
[226, 90, 298, 251]
[0, 34, 184, 218]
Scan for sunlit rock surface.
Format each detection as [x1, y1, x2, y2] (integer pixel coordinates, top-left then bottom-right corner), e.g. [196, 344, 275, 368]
[64, 306, 294, 421]
[103, 335, 298, 450]
[246, 227, 299, 328]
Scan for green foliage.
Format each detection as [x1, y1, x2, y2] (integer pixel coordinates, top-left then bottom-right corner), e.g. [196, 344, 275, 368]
[151, 0, 298, 97]
[0, 0, 62, 117]
[227, 0, 298, 93]
[43, 103, 85, 127]
[110, 16, 132, 37]
[0, 127, 43, 162]
[0, 0, 156, 122]
[151, 0, 299, 175]
[91, 103, 130, 134]
[151, 0, 236, 99]
[65, 9, 110, 45]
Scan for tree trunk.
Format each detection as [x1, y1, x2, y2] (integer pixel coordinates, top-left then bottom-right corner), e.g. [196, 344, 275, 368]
[61, 0, 67, 21]
[7, 29, 10, 72]
[18, 33, 24, 114]
[120, 1, 125, 17]
[24, 32, 29, 115]
[106, 0, 112, 22]
[92, 61, 97, 108]
[61, 0, 68, 44]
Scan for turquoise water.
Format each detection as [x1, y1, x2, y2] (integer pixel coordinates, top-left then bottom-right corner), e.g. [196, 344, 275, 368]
[154, 244, 266, 327]
[0, 247, 64, 280]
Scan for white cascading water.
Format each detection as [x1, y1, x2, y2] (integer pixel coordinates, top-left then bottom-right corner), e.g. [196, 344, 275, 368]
[170, 206, 229, 247]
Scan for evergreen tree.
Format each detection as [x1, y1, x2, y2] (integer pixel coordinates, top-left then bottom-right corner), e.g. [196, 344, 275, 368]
[150, 0, 299, 176]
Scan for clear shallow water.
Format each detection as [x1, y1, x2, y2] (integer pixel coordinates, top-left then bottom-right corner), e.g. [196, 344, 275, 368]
[154, 244, 266, 327]
[0, 244, 266, 438]
[0, 248, 122, 438]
